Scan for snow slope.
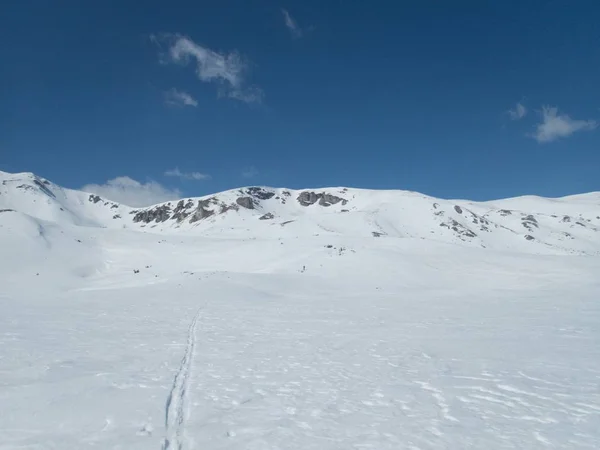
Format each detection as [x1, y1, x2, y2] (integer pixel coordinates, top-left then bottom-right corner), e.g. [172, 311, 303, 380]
[2, 170, 600, 255]
[1, 170, 600, 449]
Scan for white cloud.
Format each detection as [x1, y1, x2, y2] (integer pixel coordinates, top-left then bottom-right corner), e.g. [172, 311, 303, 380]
[282, 9, 303, 39]
[82, 177, 181, 207]
[165, 88, 198, 107]
[241, 166, 259, 178]
[530, 106, 598, 143]
[225, 86, 264, 104]
[508, 102, 527, 120]
[154, 34, 263, 104]
[164, 167, 210, 181]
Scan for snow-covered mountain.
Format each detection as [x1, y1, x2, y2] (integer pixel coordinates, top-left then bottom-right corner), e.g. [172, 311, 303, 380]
[2, 170, 599, 255]
[2, 169, 600, 449]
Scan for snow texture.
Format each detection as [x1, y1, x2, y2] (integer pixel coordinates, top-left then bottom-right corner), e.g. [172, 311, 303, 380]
[1, 170, 600, 449]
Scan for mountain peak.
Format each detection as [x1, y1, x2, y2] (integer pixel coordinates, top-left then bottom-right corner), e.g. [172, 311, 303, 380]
[1, 170, 599, 255]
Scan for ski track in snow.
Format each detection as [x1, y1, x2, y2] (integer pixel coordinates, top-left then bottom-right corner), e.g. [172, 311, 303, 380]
[162, 307, 202, 450]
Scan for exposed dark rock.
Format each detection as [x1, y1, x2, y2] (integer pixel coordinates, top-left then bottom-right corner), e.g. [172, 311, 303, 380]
[297, 191, 319, 206]
[575, 221, 586, 227]
[0, 209, 14, 213]
[89, 194, 101, 204]
[112, 214, 121, 219]
[476, 215, 490, 225]
[372, 231, 384, 237]
[562, 216, 571, 223]
[454, 205, 463, 214]
[111, 204, 118, 209]
[524, 235, 535, 241]
[433, 203, 439, 209]
[171, 199, 194, 222]
[440, 219, 477, 238]
[220, 203, 239, 214]
[297, 191, 347, 207]
[246, 187, 275, 200]
[33, 179, 56, 198]
[282, 191, 291, 197]
[319, 193, 346, 207]
[522, 214, 539, 230]
[341, 209, 349, 213]
[236, 197, 255, 209]
[189, 199, 214, 223]
[280, 220, 295, 226]
[499, 209, 512, 216]
[133, 205, 171, 223]
[259, 213, 274, 220]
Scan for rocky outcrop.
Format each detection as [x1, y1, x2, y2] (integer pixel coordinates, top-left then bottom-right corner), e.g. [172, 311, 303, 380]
[33, 178, 56, 198]
[245, 187, 275, 200]
[189, 199, 215, 223]
[89, 194, 101, 204]
[440, 219, 477, 239]
[220, 203, 239, 214]
[320, 193, 346, 206]
[522, 215, 539, 231]
[133, 205, 171, 223]
[259, 213, 274, 220]
[171, 200, 194, 222]
[467, 210, 491, 232]
[297, 191, 347, 207]
[236, 197, 255, 209]
[297, 191, 319, 206]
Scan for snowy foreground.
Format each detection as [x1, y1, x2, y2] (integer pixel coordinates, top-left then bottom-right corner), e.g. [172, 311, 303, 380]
[2, 228, 600, 449]
[1, 171, 600, 449]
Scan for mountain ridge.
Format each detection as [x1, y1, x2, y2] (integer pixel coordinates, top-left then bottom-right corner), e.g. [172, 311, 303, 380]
[1, 170, 599, 255]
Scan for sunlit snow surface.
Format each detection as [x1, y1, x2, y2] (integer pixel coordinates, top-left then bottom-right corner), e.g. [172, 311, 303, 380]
[1, 172, 600, 449]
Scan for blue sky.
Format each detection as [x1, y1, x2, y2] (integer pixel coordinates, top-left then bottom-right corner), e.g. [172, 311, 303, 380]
[1, 0, 599, 206]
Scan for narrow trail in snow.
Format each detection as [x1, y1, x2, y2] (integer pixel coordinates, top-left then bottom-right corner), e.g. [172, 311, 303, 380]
[162, 308, 202, 450]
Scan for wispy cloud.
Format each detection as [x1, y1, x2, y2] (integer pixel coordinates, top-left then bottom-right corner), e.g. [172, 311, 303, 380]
[153, 34, 263, 104]
[82, 177, 181, 207]
[530, 106, 598, 143]
[164, 167, 210, 181]
[165, 88, 198, 107]
[282, 9, 303, 39]
[508, 102, 527, 120]
[226, 87, 264, 104]
[241, 166, 259, 178]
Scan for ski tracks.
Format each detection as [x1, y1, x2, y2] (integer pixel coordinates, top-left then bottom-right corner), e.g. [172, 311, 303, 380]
[162, 307, 202, 450]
